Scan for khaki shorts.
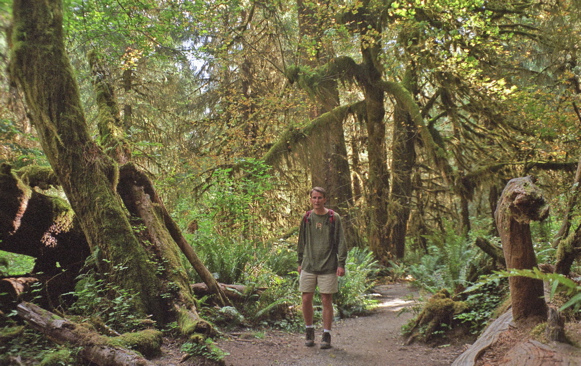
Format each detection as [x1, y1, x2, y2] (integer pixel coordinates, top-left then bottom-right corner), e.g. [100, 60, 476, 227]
[299, 270, 338, 294]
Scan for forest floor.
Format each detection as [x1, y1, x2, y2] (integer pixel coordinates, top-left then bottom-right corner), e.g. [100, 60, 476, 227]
[152, 282, 471, 366]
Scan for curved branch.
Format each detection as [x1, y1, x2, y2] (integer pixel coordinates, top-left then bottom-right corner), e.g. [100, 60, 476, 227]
[379, 80, 454, 182]
[262, 101, 363, 167]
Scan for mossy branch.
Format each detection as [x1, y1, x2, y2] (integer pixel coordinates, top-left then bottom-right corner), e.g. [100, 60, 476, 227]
[379, 80, 454, 183]
[262, 102, 363, 167]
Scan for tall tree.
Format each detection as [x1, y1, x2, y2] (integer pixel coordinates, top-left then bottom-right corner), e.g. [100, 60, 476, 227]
[296, 0, 357, 245]
[9, 0, 216, 335]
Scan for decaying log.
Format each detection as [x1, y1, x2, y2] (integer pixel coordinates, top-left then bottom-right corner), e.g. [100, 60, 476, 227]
[0, 164, 90, 276]
[499, 339, 581, 366]
[0, 277, 38, 311]
[404, 289, 467, 345]
[191, 283, 266, 301]
[17, 302, 155, 366]
[495, 176, 548, 322]
[452, 310, 513, 366]
[0, 277, 38, 300]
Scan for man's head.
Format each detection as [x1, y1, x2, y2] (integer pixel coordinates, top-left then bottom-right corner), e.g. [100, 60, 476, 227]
[310, 187, 327, 212]
[310, 187, 326, 198]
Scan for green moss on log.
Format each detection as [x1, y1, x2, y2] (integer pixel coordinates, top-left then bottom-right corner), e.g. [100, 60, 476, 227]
[15, 165, 60, 190]
[108, 329, 163, 358]
[404, 289, 468, 344]
[38, 349, 74, 366]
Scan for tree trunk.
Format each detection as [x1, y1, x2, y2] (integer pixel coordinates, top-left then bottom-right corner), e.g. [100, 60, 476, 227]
[297, 0, 357, 247]
[389, 68, 418, 259]
[554, 156, 581, 275]
[362, 49, 389, 263]
[0, 164, 90, 276]
[494, 176, 548, 322]
[89, 51, 230, 307]
[8, 0, 207, 330]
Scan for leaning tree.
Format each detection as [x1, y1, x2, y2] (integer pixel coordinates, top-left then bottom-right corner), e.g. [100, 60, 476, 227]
[8, 0, 228, 336]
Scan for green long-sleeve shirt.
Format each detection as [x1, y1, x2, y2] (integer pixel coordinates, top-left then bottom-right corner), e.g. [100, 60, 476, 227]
[297, 210, 347, 274]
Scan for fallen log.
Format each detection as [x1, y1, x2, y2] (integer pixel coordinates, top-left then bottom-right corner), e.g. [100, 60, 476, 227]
[16, 302, 156, 366]
[499, 339, 581, 366]
[191, 282, 266, 302]
[452, 310, 513, 366]
[0, 277, 38, 302]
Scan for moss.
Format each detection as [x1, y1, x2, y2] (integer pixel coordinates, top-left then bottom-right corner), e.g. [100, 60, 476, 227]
[530, 322, 548, 342]
[178, 307, 201, 336]
[15, 165, 60, 190]
[177, 307, 215, 338]
[108, 329, 163, 358]
[556, 231, 575, 262]
[405, 289, 468, 343]
[38, 349, 74, 366]
[0, 326, 24, 343]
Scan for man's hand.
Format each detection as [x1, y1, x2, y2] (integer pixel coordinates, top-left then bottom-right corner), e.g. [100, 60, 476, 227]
[337, 267, 345, 277]
[298, 265, 302, 274]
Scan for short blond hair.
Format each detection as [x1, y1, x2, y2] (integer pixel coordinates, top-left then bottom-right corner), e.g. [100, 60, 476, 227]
[310, 187, 327, 198]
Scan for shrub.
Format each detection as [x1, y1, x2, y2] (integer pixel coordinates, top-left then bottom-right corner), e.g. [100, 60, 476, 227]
[335, 247, 381, 317]
[406, 220, 480, 293]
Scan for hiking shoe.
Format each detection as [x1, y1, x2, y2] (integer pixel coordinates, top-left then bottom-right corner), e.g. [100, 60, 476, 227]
[305, 327, 315, 347]
[320, 332, 331, 349]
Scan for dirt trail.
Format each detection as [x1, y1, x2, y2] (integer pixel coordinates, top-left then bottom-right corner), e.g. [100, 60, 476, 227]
[216, 283, 466, 366]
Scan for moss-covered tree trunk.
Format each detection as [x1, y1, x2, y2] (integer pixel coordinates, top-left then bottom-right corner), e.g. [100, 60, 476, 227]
[389, 67, 418, 259]
[297, 0, 357, 247]
[495, 176, 548, 323]
[554, 157, 581, 275]
[359, 13, 390, 264]
[9, 0, 206, 329]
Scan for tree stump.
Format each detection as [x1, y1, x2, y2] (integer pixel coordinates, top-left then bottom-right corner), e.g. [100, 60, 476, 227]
[494, 176, 548, 322]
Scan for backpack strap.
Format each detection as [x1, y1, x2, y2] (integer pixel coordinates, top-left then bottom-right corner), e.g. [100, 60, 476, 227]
[304, 209, 334, 224]
[303, 210, 312, 224]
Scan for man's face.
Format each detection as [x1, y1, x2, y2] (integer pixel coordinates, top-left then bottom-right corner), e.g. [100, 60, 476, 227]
[310, 191, 326, 209]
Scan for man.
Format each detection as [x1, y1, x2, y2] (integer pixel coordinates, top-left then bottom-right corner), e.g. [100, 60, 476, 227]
[297, 187, 347, 349]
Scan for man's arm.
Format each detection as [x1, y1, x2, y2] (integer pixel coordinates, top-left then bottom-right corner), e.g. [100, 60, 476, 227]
[297, 217, 306, 273]
[336, 214, 348, 270]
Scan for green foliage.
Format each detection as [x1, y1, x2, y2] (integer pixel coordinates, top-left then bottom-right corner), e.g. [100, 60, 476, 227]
[66, 258, 150, 333]
[189, 236, 253, 284]
[335, 247, 381, 317]
[38, 349, 75, 366]
[455, 276, 508, 334]
[246, 271, 302, 330]
[204, 158, 276, 240]
[495, 268, 581, 313]
[0, 118, 47, 168]
[181, 338, 229, 362]
[406, 221, 479, 293]
[0, 250, 35, 276]
[0, 325, 69, 365]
